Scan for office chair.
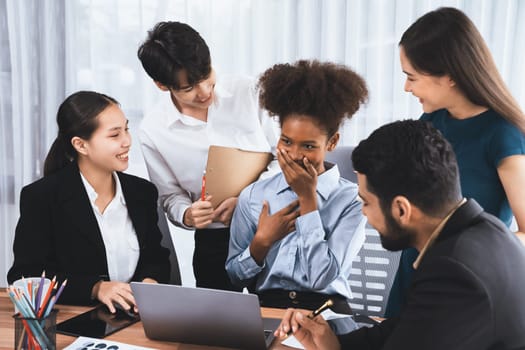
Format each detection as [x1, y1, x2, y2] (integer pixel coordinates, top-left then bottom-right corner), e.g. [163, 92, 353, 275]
[326, 146, 401, 317]
[157, 205, 182, 285]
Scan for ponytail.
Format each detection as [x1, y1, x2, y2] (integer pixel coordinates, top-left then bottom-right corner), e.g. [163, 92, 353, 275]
[43, 135, 75, 176]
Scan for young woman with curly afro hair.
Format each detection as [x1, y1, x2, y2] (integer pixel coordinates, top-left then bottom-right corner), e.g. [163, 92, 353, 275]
[226, 60, 369, 312]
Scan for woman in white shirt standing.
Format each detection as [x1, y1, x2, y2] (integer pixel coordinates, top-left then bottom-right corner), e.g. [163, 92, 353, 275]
[8, 91, 170, 313]
[138, 22, 278, 291]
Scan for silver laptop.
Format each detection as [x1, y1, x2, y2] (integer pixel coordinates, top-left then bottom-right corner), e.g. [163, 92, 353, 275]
[131, 282, 280, 349]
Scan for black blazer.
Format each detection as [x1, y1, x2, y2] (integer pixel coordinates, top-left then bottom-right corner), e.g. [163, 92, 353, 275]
[7, 163, 170, 305]
[339, 199, 525, 349]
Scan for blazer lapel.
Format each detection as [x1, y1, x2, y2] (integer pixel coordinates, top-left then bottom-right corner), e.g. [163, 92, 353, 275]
[56, 163, 107, 257]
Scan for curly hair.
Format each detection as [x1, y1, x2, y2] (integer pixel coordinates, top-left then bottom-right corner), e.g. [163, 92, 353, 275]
[258, 60, 368, 137]
[137, 21, 211, 90]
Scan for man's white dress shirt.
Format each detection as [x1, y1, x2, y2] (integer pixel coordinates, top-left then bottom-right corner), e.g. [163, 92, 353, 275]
[140, 76, 279, 229]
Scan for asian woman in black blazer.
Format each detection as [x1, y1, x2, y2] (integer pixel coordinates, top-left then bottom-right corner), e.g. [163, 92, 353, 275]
[7, 91, 170, 313]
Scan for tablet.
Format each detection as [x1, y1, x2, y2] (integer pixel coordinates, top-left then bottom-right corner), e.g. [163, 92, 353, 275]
[56, 304, 140, 338]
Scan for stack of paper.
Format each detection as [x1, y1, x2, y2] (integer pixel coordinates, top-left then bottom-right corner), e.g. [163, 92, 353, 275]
[64, 336, 155, 350]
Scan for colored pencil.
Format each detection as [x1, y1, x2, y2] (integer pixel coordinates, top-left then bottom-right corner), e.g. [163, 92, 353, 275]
[54, 279, 67, 302]
[34, 271, 46, 310]
[8, 289, 51, 349]
[37, 276, 56, 318]
[43, 296, 55, 318]
[44, 279, 67, 317]
[7, 274, 66, 349]
[27, 279, 33, 308]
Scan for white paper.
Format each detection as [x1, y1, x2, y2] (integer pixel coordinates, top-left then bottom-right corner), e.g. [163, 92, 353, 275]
[281, 335, 305, 349]
[63, 336, 156, 350]
[320, 309, 352, 320]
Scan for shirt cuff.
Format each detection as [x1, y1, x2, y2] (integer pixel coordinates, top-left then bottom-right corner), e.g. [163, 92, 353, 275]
[296, 210, 324, 240]
[237, 247, 264, 277]
[175, 204, 194, 230]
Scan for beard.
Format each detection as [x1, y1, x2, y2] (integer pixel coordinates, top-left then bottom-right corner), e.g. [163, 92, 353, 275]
[378, 210, 414, 251]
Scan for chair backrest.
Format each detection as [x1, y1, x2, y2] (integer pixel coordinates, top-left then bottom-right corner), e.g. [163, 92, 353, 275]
[157, 205, 182, 285]
[325, 146, 357, 183]
[348, 228, 400, 317]
[325, 145, 400, 317]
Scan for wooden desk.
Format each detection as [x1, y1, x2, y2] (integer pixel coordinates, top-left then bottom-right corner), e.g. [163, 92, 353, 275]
[0, 293, 291, 350]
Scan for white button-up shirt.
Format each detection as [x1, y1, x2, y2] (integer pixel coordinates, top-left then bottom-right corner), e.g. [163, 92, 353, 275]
[80, 172, 139, 282]
[139, 76, 280, 229]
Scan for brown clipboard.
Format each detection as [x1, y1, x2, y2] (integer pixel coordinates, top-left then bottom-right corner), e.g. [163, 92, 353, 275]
[205, 145, 273, 208]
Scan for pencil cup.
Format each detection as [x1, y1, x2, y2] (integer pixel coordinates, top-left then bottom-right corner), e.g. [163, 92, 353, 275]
[12, 277, 52, 313]
[13, 309, 58, 350]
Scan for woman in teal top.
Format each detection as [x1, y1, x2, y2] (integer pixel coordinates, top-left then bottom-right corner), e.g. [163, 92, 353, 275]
[422, 109, 525, 226]
[386, 7, 525, 317]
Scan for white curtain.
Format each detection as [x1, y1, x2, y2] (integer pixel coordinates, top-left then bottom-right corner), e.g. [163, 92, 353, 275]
[1, 0, 524, 286]
[1, 0, 66, 286]
[62, 0, 525, 142]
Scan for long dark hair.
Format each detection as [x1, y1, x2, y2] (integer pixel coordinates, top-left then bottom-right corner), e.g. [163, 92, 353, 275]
[400, 7, 525, 133]
[43, 91, 118, 176]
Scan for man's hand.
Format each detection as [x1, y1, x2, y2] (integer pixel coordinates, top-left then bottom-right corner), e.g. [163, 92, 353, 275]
[250, 200, 299, 264]
[183, 195, 214, 228]
[276, 308, 341, 350]
[213, 197, 238, 226]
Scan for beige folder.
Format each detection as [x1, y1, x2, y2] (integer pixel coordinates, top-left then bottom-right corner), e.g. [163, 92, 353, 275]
[205, 145, 273, 208]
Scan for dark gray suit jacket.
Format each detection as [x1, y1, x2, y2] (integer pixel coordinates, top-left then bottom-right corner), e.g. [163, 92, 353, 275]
[340, 199, 525, 349]
[7, 162, 170, 305]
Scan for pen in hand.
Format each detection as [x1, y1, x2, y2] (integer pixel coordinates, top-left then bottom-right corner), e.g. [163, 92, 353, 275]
[286, 299, 334, 336]
[201, 170, 206, 201]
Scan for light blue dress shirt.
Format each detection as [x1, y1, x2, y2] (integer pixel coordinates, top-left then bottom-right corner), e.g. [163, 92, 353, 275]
[226, 164, 366, 300]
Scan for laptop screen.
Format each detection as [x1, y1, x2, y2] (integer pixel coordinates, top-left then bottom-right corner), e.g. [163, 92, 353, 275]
[131, 282, 279, 349]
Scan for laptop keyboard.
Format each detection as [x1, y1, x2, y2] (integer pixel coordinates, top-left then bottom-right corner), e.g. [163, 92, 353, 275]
[264, 330, 272, 339]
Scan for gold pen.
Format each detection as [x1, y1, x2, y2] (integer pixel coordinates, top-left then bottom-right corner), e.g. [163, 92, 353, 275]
[285, 299, 334, 336]
[308, 299, 334, 319]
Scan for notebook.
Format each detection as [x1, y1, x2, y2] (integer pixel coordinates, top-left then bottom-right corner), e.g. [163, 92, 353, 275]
[205, 145, 273, 208]
[131, 282, 280, 349]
